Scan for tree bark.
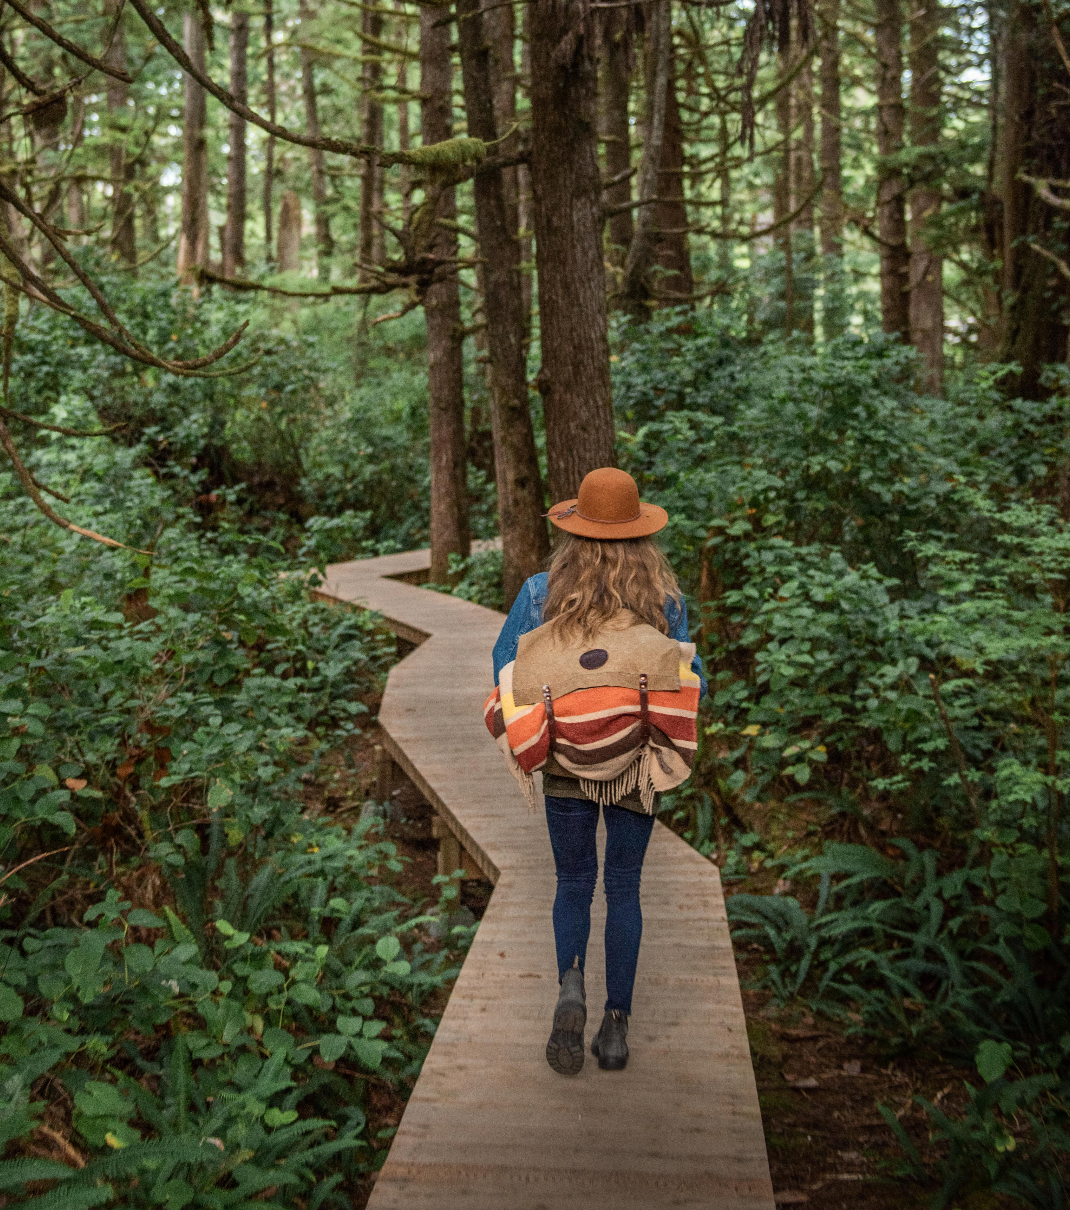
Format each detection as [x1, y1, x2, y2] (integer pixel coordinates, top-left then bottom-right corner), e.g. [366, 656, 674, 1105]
[277, 189, 302, 271]
[488, 0, 519, 240]
[773, 46, 794, 332]
[620, 0, 671, 314]
[600, 4, 635, 275]
[359, 5, 384, 274]
[223, 9, 249, 279]
[529, 0, 617, 501]
[395, 3, 413, 231]
[518, 3, 534, 330]
[263, 0, 277, 261]
[105, 0, 136, 267]
[998, 0, 1070, 394]
[299, 0, 333, 276]
[458, 0, 549, 605]
[177, 11, 208, 285]
[420, 5, 470, 585]
[652, 47, 693, 304]
[908, 0, 943, 392]
[792, 46, 816, 336]
[818, 0, 845, 335]
[875, 0, 910, 340]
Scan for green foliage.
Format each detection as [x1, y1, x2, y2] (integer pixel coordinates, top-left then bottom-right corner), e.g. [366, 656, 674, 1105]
[613, 312, 1070, 1203]
[0, 421, 472, 1203]
[427, 547, 505, 612]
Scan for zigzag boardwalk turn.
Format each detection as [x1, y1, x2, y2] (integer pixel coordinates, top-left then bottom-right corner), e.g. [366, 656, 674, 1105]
[319, 551, 775, 1210]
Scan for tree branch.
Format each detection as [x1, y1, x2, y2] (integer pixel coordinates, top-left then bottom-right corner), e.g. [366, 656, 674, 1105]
[1029, 240, 1070, 283]
[0, 412, 148, 552]
[0, 179, 253, 377]
[3, 0, 134, 83]
[1021, 173, 1070, 212]
[0, 404, 123, 437]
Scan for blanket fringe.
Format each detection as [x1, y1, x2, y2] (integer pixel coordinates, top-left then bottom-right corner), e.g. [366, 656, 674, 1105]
[578, 745, 657, 815]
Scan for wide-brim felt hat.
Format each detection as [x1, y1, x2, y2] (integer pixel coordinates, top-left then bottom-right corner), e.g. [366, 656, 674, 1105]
[546, 467, 668, 539]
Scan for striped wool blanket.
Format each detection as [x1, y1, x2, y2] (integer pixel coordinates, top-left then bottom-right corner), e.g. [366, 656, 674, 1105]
[483, 620, 701, 813]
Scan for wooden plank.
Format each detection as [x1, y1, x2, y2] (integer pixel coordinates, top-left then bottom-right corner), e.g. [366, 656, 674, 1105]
[317, 553, 775, 1210]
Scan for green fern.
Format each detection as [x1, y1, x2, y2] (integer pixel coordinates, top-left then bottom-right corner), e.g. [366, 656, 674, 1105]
[18, 1182, 114, 1210]
[0, 1158, 79, 1189]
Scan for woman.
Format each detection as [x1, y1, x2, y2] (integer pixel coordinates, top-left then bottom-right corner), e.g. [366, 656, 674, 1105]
[492, 467, 706, 1075]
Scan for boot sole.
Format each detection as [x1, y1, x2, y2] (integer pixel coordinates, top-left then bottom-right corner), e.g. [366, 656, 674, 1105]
[546, 1003, 586, 1076]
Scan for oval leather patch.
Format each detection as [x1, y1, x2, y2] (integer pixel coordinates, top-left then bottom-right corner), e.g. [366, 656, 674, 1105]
[579, 648, 609, 670]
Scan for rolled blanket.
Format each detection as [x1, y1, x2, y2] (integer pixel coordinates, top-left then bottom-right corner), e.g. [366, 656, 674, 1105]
[483, 620, 700, 813]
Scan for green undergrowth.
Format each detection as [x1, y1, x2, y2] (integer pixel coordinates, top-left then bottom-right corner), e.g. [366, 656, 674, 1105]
[0, 436, 475, 1207]
[616, 313, 1070, 1206]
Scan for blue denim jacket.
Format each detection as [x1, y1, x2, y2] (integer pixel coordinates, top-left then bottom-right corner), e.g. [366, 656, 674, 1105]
[491, 572, 708, 699]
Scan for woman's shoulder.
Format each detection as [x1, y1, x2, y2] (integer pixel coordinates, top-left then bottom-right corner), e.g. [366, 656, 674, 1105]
[524, 572, 549, 601]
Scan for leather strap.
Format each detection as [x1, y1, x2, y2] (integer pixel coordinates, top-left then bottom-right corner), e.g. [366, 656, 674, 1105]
[542, 684, 557, 750]
[639, 673, 650, 744]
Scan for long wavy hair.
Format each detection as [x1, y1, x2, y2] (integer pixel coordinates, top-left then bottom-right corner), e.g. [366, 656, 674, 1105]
[543, 532, 681, 642]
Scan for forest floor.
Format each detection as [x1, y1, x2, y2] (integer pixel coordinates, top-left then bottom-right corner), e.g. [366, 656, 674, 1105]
[341, 708, 991, 1210]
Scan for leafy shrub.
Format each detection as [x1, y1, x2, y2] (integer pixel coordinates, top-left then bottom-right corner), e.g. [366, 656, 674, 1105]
[0, 431, 472, 1206]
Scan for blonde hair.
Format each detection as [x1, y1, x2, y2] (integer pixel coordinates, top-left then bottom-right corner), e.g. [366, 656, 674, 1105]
[543, 533, 681, 642]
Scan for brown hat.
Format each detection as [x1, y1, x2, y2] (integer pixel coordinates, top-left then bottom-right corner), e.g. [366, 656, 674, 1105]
[546, 467, 668, 540]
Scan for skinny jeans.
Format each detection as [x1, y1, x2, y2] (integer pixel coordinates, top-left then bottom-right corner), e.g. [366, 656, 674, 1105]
[544, 794, 655, 1015]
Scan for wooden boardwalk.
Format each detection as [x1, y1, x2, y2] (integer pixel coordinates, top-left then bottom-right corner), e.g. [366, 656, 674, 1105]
[319, 551, 775, 1210]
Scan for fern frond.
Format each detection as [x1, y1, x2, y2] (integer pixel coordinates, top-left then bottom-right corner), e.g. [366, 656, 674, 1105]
[19, 1181, 114, 1210]
[0, 1158, 78, 1190]
[81, 1138, 225, 1182]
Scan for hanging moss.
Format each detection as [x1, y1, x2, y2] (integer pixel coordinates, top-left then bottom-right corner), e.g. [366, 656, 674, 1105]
[400, 136, 486, 171]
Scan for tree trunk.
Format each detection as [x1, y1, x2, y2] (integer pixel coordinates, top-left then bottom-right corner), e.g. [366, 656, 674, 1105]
[105, 0, 136, 267]
[458, 0, 549, 604]
[792, 47, 816, 337]
[277, 189, 302, 272]
[620, 0, 671, 314]
[529, 0, 617, 501]
[177, 11, 208, 285]
[420, 5, 470, 584]
[998, 0, 1070, 393]
[773, 46, 794, 332]
[652, 47, 693, 304]
[600, 5, 635, 275]
[223, 9, 249, 279]
[908, 0, 943, 392]
[518, 3, 534, 330]
[717, 112, 732, 277]
[359, 6, 384, 275]
[488, 0, 519, 238]
[299, 0, 333, 276]
[875, 0, 910, 340]
[395, 4, 413, 231]
[818, 0, 845, 335]
[263, 0, 277, 261]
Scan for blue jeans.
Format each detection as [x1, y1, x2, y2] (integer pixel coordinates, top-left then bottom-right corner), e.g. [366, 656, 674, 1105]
[544, 795, 655, 1015]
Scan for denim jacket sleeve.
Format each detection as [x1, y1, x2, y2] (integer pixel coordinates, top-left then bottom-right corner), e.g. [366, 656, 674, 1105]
[492, 574, 547, 685]
[493, 573, 707, 700]
[666, 595, 708, 699]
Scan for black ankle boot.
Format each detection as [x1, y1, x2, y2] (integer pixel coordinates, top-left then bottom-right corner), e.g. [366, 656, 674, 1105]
[590, 1009, 629, 1070]
[546, 966, 586, 1075]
